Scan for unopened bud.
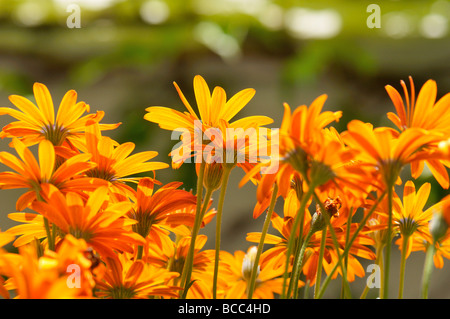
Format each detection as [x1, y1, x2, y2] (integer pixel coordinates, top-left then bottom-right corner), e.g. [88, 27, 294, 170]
[430, 211, 449, 243]
[310, 197, 342, 233]
[203, 162, 223, 191]
[242, 246, 259, 282]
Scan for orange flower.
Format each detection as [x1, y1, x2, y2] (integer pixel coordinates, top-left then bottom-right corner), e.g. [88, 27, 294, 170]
[0, 235, 95, 298]
[0, 82, 119, 147]
[80, 123, 168, 200]
[385, 77, 450, 188]
[342, 120, 442, 189]
[31, 184, 145, 259]
[0, 138, 101, 211]
[241, 96, 365, 218]
[218, 246, 294, 299]
[145, 234, 217, 299]
[127, 177, 198, 250]
[94, 253, 180, 299]
[145, 75, 273, 168]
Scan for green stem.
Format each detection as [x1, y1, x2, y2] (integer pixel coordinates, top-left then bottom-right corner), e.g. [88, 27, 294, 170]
[179, 161, 206, 297]
[212, 166, 232, 299]
[340, 207, 353, 298]
[247, 183, 279, 299]
[316, 190, 387, 299]
[281, 185, 315, 299]
[314, 227, 327, 299]
[398, 235, 409, 299]
[43, 217, 55, 251]
[383, 184, 394, 299]
[289, 228, 314, 299]
[421, 241, 436, 299]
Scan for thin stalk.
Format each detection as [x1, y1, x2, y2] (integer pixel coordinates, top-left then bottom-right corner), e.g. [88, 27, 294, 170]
[383, 184, 394, 299]
[421, 241, 436, 299]
[179, 161, 207, 297]
[314, 227, 327, 299]
[247, 183, 279, 299]
[398, 235, 409, 299]
[316, 191, 387, 299]
[340, 207, 354, 298]
[212, 165, 232, 299]
[289, 228, 314, 299]
[43, 217, 55, 251]
[281, 186, 315, 299]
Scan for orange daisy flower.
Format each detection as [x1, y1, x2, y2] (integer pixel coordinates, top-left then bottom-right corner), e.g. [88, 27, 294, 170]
[0, 138, 101, 211]
[145, 75, 273, 168]
[79, 123, 169, 200]
[218, 246, 296, 299]
[342, 120, 442, 189]
[385, 76, 450, 188]
[127, 177, 199, 253]
[31, 184, 145, 259]
[241, 96, 364, 218]
[94, 253, 180, 299]
[145, 234, 218, 299]
[0, 235, 95, 298]
[0, 82, 119, 148]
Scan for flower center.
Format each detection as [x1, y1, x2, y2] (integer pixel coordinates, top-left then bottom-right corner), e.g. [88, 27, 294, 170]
[42, 123, 69, 146]
[397, 216, 420, 237]
[108, 286, 137, 299]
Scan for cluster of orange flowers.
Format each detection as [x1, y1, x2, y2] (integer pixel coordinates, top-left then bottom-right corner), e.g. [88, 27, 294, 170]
[0, 75, 450, 299]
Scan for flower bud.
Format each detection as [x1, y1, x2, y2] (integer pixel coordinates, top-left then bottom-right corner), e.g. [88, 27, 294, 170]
[310, 197, 342, 233]
[429, 211, 448, 243]
[242, 246, 259, 282]
[203, 162, 223, 191]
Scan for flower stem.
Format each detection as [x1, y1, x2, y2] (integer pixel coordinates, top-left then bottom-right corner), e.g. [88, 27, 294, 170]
[398, 235, 409, 299]
[247, 183, 278, 299]
[314, 227, 327, 299]
[421, 241, 436, 299]
[383, 184, 394, 299]
[289, 227, 314, 299]
[212, 165, 232, 299]
[281, 185, 315, 299]
[180, 161, 207, 297]
[43, 217, 55, 251]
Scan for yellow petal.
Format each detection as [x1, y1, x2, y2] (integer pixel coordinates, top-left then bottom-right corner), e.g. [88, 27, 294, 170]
[7, 95, 46, 126]
[220, 88, 255, 122]
[193, 75, 211, 124]
[33, 83, 55, 125]
[38, 140, 55, 182]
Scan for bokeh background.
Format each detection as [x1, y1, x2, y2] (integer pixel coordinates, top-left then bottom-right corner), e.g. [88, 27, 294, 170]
[0, 0, 449, 298]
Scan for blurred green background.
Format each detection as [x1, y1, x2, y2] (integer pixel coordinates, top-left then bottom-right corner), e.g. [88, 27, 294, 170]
[0, 0, 449, 298]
